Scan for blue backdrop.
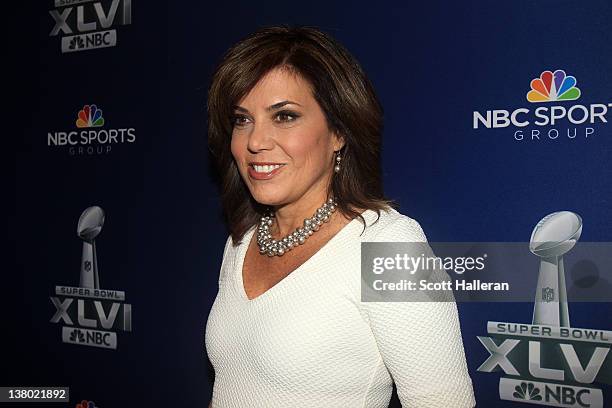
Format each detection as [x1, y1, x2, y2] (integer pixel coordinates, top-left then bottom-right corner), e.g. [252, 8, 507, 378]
[13, 0, 611, 406]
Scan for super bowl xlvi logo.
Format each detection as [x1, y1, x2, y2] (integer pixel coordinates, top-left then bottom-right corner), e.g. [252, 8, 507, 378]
[477, 211, 612, 407]
[473, 69, 612, 141]
[49, 0, 131, 53]
[50, 206, 132, 350]
[47, 104, 136, 155]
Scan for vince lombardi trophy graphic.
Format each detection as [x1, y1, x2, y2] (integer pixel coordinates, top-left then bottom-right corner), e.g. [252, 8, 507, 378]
[529, 211, 582, 327]
[77, 206, 105, 289]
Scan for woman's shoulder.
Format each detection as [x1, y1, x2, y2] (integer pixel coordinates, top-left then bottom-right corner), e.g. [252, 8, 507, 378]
[221, 223, 257, 255]
[360, 206, 428, 243]
[221, 234, 235, 258]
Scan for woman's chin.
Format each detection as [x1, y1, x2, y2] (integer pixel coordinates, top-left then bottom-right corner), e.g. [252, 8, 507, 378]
[250, 191, 291, 207]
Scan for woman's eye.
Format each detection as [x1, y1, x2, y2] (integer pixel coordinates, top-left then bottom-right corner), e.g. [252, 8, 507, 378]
[232, 115, 251, 127]
[274, 111, 299, 123]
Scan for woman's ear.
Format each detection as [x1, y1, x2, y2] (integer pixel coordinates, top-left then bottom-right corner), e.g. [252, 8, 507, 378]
[331, 131, 345, 152]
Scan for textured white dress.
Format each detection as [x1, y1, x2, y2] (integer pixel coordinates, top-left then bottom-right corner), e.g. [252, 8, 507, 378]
[205, 207, 476, 407]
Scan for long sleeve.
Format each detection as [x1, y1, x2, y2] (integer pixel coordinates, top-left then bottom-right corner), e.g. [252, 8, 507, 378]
[360, 216, 476, 407]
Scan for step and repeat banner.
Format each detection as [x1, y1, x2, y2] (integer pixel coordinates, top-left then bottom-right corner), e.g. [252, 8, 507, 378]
[13, 1, 611, 407]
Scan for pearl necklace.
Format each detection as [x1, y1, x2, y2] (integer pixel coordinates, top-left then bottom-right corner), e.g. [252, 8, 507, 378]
[257, 198, 338, 257]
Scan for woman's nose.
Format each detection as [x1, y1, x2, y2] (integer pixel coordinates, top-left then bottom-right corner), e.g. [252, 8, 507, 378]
[247, 121, 274, 152]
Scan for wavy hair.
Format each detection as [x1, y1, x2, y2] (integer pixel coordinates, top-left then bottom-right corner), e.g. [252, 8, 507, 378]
[207, 25, 396, 244]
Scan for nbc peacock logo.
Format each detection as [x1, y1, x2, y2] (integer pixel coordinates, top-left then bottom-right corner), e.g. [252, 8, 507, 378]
[76, 400, 98, 408]
[513, 382, 543, 401]
[76, 105, 105, 128]
[527, 70, 581, 103]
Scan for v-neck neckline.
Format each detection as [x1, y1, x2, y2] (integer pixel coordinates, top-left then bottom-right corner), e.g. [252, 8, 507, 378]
[234, 209, 375, 303]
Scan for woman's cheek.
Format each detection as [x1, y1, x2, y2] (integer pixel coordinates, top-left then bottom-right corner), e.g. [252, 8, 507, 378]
[230, 136, 245, 162]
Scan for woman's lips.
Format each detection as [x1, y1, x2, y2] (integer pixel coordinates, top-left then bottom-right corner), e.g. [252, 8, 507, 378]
[247, 164, 286, 180]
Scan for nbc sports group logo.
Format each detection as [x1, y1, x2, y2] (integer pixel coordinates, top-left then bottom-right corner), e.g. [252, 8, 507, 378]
[47, 104, 136, 155]
[473, 69, 612, 141]
[50, 207, 132, 350]
[49, 0, 132, 53]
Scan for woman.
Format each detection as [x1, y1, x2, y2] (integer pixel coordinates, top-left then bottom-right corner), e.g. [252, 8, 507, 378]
[204, 25, 475, 407]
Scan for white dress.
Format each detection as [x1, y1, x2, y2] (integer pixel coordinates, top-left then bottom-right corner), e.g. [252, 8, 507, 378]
[205, 207, 476, 407]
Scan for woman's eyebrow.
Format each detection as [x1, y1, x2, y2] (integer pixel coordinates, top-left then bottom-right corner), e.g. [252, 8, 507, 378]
[232, 100, 302, 113]
[266, 100, 302, 111]
[232, 105, 249, 113]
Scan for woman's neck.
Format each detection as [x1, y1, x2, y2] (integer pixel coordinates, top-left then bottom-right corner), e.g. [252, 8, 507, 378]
[271, 193, 331, 237]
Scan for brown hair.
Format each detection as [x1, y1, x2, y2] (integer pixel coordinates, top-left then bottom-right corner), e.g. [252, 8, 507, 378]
[207, 25, 396, 245]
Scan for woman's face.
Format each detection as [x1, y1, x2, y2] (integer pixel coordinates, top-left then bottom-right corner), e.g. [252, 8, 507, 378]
[230, 67, 343, 208]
